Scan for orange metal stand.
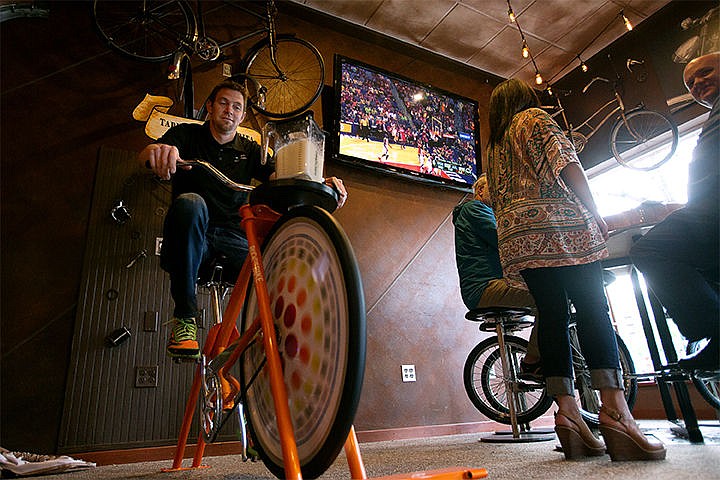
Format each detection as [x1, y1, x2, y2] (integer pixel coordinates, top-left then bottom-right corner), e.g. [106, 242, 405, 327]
[162, 204, 486, 479]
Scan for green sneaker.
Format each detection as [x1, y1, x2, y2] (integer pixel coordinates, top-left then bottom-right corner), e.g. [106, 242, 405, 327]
[167, 317, 200, 359]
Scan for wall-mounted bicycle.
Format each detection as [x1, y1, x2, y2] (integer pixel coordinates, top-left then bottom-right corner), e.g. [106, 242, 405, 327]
[92, 0, 324, 119]
[547, 72, 679, 171]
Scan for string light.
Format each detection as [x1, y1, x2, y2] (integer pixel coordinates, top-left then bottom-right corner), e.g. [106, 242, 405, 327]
[506, 0, 544, 86]
[578, 55, 588, 72]
[622, 11, 633, 31]
[545, 9, 636, 85]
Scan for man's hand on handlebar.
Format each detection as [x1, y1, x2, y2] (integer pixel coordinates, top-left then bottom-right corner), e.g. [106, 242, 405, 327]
[140, 143, 191, 180]
[141, 143, 349, 208]
[325, 177, 347, 209]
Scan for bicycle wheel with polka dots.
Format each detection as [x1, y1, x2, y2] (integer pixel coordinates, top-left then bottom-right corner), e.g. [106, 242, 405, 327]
[240, 205, 365, 479]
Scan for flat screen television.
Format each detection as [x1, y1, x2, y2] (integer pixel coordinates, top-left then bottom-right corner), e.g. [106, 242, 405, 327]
[330, 55, 479, 191]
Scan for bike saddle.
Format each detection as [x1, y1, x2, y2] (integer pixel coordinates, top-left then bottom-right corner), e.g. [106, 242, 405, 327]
[197, 255, 240, 287]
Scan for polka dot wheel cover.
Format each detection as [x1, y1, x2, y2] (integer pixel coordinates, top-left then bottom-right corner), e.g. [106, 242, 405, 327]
[243, 218, 348, 460]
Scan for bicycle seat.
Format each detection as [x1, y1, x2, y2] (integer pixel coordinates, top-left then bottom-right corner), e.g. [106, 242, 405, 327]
[197, 255, 240, 287]
[249, 178, 339, 214]
[466, 306, 534, 333]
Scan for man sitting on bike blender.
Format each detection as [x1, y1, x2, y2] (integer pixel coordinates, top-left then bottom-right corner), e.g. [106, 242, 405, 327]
[453, 174, 542, 380]
[631, 52, 719, 372]
[139, 80, 348, 359]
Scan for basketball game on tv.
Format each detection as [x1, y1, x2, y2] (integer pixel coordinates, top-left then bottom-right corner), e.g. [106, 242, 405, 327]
[332, 55, 479, 189]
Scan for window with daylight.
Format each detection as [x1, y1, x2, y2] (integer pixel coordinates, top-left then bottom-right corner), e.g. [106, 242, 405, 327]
[587, 114, 706, 376]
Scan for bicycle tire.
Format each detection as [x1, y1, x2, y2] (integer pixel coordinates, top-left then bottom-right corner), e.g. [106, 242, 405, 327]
[243, 36, 325, 118]
[687, 341, 720, 410]
[92, 0, 196, 63]
[464, 336, 553, 425]
[574, 332, 638, 427]
[240, 205, 365, 479]
[693, 375, 720, 410]
[610, 109, 679, 171]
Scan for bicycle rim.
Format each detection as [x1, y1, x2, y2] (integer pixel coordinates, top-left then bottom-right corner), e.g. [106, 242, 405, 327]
[92, 0, 196, 62]
[244, 37, 325, 118]
[463, 336, 552, 425]
[611, 109, 679, 171]
[240, 206, 365, 479]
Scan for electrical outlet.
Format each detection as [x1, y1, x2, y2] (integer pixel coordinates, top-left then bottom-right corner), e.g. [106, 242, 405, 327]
[143, 310, 158, 332]
[402, 364, 416, 382]
[135, 365, 158, 388]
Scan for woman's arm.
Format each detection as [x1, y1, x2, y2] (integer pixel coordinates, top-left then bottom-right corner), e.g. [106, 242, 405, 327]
[560, 162, 609, 239]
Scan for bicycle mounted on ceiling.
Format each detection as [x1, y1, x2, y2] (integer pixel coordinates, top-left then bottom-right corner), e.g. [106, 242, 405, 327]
[92, 0, 325, 120]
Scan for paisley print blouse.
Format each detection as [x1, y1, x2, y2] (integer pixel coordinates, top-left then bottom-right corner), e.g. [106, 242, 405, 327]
[487, 107, 608, 278]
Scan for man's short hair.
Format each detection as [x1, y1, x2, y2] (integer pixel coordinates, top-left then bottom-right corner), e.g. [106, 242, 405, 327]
[472, 174, 487, 199]
[207, 80, 247, 104]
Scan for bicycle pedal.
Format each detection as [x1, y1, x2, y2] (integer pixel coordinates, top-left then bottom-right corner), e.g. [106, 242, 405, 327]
[171, 354, 201, 364]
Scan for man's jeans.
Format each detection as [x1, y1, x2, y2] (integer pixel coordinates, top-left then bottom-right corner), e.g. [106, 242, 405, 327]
[160, 193, 248, 318]
[630, 206, 719, 342]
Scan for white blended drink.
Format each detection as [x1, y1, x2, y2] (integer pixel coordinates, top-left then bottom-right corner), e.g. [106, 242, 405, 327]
[275, 138, 324, 182]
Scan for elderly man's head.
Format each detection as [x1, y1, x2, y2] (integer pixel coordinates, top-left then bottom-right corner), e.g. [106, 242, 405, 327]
[683, 52, 720, 108]
[472, 174, 490, 204]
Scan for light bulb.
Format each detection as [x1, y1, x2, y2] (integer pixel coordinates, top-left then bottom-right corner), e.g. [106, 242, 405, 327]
[535, 72, 543, 85]
[546, 85, 553, 96]
[622, 12, 633, 31]
[522, 45, 529, 58]
[508, 7, 515, 22]
[581, 61, 588, 72]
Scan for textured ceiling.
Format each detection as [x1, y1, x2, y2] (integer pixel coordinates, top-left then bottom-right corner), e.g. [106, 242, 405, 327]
[288, 0, 671, 86]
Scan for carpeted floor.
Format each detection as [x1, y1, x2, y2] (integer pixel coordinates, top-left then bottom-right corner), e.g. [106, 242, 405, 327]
[12, 421, 720, 479]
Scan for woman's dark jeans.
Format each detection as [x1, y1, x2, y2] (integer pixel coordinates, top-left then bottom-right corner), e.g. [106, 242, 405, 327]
[521, 261, 623, 397]
[160, 193, 248, 318]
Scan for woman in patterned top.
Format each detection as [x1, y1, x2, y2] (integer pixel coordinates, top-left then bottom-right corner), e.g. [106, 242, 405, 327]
[486, 79, 665, 462]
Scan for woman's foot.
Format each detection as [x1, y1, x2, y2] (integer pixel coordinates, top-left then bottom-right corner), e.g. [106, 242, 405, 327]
[555, 409, 606, 459]
[598, 406, 666, 461]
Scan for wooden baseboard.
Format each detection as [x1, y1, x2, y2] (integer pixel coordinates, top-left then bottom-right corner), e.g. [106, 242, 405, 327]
[631, 382, 719, 420]
[355, 417, 554, 443]
[72, 418, 556, 466]
[67, 382, 720, 467]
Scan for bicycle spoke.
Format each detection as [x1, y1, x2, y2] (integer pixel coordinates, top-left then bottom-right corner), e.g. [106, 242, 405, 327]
[611, 110, 678, 171]
[245, 37, 324, 118]
[93, 0, 195, 62]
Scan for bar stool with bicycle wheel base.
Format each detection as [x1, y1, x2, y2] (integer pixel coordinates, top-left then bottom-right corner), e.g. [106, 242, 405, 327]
[466, 306, 555, 443]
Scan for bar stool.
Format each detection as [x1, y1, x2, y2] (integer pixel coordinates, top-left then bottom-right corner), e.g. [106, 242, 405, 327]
[466, 306, 555, 443]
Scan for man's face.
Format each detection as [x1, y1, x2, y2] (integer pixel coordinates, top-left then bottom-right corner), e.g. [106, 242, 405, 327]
[207, 88, 246, 135]
[684, 54, 720, 108]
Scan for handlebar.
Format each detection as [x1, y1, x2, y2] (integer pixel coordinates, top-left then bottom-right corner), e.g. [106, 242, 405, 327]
[176, 159, 255, 192]
[582, 76, 610, 94]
